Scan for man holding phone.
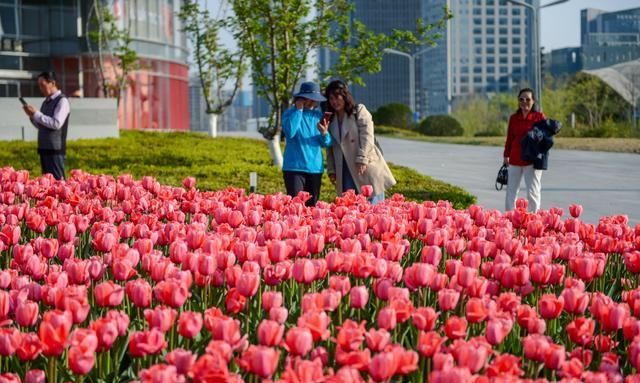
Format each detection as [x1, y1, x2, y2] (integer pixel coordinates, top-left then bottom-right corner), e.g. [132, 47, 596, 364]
[281, 81, 332, 206]
[22, 71, 70, 180]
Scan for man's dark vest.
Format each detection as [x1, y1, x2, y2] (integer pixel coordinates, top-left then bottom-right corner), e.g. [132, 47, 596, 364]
[37, 93, 69, 155]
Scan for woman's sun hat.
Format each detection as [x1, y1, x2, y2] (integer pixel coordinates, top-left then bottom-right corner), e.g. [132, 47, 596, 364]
[293, 81, 326, 102]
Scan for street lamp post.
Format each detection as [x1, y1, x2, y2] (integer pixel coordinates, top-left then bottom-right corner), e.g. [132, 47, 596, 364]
[505, 0, 569, 112]
[384, 46, 435, 117]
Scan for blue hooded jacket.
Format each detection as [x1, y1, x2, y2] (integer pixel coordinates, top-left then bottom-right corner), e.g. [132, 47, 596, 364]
[282, 106, 332, 173]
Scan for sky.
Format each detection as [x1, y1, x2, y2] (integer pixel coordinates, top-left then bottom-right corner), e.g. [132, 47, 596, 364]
[540, 0, 640, 51]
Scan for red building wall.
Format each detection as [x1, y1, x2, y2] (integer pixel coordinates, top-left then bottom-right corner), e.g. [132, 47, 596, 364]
[52, 55, 190, 131]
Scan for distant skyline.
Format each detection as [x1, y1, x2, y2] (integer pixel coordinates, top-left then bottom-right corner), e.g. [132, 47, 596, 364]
[540, 0, 640, 51]
[206, 0, 640, 52]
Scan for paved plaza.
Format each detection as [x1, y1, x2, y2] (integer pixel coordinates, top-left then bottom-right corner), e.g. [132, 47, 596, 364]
[378, 137, 640, 227]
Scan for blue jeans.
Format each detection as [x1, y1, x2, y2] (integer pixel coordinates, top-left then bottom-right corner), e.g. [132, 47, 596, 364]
[342, 165, 384, 205]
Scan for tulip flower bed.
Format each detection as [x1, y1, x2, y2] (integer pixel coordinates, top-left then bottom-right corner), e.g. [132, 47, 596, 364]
[0, 168, 639, 383]
[0, 130, 476, 209]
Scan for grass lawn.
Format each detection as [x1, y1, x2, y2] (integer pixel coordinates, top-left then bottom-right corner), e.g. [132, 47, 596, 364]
[376, 125, 640, 154]
[0, 130, 476, 209]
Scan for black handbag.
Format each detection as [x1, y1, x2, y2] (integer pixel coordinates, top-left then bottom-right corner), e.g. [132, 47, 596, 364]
[495, 164, 508, 190]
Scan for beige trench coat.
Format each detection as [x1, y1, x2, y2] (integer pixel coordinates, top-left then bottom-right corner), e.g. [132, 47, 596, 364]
[326, 104, 396, 196]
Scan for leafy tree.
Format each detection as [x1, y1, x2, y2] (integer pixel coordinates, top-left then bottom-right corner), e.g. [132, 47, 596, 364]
[373, 103, 414, 130]
[226, 0, 452, 166]
[86, 0, 138, 106]
[452, 96, 506, 136]
[179, 1, 246, 137]
[566, 72, 629, 131]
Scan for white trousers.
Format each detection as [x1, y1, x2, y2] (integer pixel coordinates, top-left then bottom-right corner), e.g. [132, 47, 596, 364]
[505, 164, 542, 212]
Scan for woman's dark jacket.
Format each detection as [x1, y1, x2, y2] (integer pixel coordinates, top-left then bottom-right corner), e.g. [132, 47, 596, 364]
[520, 119, 562, 170]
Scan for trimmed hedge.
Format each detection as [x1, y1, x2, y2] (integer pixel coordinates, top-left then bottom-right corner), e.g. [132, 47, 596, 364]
[418, 115, 464, 136]
[0, 130, 476, 208]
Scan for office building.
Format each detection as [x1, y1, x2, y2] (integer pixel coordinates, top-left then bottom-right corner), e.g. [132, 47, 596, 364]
[422, 0, 537, 115]
[320, 0, 537, 117]
[581, 7, 640, 70]
[0, 0, 189, 130]
[548, 47, 582, 78]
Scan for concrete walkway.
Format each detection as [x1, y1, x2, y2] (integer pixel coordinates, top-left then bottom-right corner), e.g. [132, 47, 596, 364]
[378, 137, 640, 227]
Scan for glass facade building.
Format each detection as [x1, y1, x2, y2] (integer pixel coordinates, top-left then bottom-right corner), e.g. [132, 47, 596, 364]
[0, 0, 189, 130]
[320, 0, 536, 117]
[581, 7, 640, 70]
[422, 0, 537, 116]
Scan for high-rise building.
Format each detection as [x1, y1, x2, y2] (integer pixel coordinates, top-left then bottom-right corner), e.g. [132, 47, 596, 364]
[0, 0, 190, 130]
[581, 7, 640, 70]
[327, 0, 422, 117]
[320, 0, 536, 117]
[422, 0, 536, 116]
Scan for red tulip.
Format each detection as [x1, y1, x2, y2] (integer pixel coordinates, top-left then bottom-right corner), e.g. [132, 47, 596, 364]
[437, 288, 460, 312]
[0, 327, 20, 356]
[237, 345, 280, 379]
[485, 353, 523, 378]
[165, 348, 196, 375]
[485, 313, 513, 346]
[16, 332, 41, 361]
[465, 297, 488, 323]
[298, 310, 331, 342]
[543, 343, 566, 370]
[444, 316, 467, 340]
[144, 305, 177, 333]
[569, 203, 583, 218]
[25, 369, 45, 383]
[559, 357, 584, 379]
[376, 307, 397, 330]
[178, 311, 203, 339]
[261, 291, 283, 312]
[38, 309, 72, 356]
[412, 306, 438, 331]
[15, 300, 38, 327]
[561, 287, 589, 315]
[269, 307, 289, 324]
[283, 326, 313, 356]
[539, 293, 564, 319]
[292, 258, 317, 284]
[68, 328, 98, 375]
[567, 317, 595, 346]
[236, 271, 260, 298]
[89, 318, 119, 352]
[126, 278, 153, 308]
[349, 286, 369, 309]
[417, 330, 445, 357]
[128, 328, 167, 357]
[451, 338, 491, 373]
[257, 319, 284, 347]
[93, 280, 124, 307]
[368, 351, 398, 382]
[57, 222, 76, 243]
[154, 280, 189, 308]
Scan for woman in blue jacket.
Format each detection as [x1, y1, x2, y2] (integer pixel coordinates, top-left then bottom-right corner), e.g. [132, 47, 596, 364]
[282, 81, 332, 206]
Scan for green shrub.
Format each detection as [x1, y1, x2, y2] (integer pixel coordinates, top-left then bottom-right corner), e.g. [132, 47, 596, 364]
[417, 115, 464, 136]
[0, 130, 476, 208]
[373, 103, 414, 130]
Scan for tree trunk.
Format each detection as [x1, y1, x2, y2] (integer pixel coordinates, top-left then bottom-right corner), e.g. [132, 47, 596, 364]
[267, 133, 283, 168]
[208, 113, 218, 138]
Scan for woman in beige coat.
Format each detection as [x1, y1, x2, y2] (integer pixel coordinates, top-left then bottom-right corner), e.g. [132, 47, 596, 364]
[323, 80, 396, 204]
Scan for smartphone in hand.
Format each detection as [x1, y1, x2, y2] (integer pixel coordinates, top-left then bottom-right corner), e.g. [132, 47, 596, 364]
[19, 97, 27, 106]
[322, 111, 333, 124]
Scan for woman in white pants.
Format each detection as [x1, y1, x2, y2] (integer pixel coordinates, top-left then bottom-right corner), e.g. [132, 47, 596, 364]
[503, 88, 546, 212]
